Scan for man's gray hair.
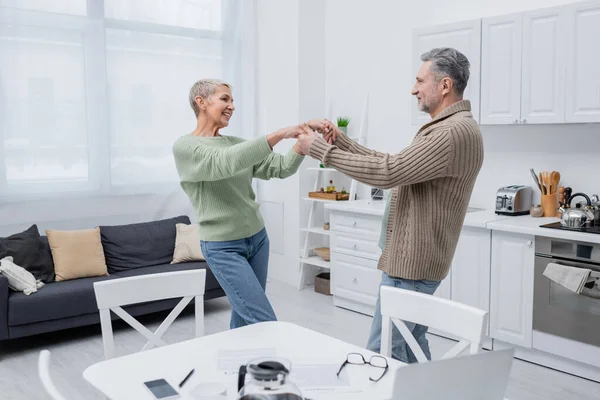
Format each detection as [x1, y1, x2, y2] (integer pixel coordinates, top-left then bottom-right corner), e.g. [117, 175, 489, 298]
[420, 48, 470, 96]
[189, 79, 232, 117]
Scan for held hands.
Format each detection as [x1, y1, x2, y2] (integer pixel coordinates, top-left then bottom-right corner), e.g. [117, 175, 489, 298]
[295, 124, 319, 156]
[272, 118, 343, 154]
[294, 119, 343, 155]
[321, 119, 342, 144]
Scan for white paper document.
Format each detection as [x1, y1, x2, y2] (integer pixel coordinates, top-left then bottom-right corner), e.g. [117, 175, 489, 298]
[290, 364, 350, 389]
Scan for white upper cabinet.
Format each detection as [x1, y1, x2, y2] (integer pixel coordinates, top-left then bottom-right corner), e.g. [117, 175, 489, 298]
[481, 7, 567, 125]
[521, 7, 566, 124]
[412, 20, 482, 125]
[565, 1, 600, 123]
[480, 14, 523, 125]
[415, 1, 600, 126]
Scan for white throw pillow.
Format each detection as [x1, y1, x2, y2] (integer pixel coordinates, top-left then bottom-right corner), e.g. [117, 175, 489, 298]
[171, 223, 205, 264]
[0, 256, 45, 295]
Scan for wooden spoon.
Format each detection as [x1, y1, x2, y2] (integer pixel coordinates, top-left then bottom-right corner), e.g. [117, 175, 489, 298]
[539, 172, 545, 195]
[551, 171, 560, 195]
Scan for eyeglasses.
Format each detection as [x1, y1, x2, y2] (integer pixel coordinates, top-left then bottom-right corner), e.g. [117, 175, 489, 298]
[336, 353, 389, 382]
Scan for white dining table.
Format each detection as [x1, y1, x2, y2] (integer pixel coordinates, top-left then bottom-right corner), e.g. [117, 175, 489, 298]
[83, 321, 403, 400]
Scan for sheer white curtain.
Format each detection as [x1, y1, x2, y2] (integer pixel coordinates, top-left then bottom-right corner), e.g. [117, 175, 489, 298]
[0, 0, 255, 201]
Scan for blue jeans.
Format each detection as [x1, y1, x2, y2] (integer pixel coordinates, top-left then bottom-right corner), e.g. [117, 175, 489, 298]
[200, 228, 277, 329]
[366, 272, 441, 363]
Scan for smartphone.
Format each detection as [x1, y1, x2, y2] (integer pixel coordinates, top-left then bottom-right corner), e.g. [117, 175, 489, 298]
[143, 379, 180, 400]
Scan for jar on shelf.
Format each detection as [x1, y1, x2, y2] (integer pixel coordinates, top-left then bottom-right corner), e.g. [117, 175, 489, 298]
[323, 222, 330, 231]
[530, 204, 543, 218]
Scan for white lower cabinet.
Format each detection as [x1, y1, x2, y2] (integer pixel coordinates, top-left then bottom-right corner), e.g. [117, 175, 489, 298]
[328, 209, 383, 317]
[331, 252, 381, 316]
[450, 227, 492, 335]
[489, 230, 535, 348]
[430, 227, 492, 345]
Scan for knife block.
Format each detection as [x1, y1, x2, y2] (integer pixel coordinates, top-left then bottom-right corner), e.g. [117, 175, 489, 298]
[542, 193, 558, 217]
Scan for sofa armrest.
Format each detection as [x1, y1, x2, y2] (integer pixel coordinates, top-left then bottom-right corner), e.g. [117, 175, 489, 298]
[0, 274, 9, 339]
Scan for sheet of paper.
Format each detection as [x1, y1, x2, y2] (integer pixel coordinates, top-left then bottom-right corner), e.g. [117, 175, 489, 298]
[216, 348, 277, 373]
[291, 364, 358, 394]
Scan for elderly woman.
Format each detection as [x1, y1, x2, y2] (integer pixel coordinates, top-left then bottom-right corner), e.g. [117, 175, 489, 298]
[173, 79, 322, 329]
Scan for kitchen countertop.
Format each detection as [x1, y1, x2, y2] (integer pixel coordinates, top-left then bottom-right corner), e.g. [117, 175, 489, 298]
[486, 215, 600, 244]
[324, 199, 386, 216]
[462, 209, 508, 228]
[324, 201, 509, 229]
[324, 200, 600, 244]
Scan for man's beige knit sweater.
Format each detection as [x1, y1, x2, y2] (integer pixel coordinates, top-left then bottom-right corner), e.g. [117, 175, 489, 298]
[309, 100, 483, 281]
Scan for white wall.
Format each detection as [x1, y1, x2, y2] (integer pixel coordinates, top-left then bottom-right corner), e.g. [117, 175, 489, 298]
[324, 0, 599, 210]
[255, 0, 328, 286]
[255, 0, 301, 286]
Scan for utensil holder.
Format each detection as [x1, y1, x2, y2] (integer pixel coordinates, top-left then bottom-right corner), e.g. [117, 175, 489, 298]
[542, 193, 557, 217]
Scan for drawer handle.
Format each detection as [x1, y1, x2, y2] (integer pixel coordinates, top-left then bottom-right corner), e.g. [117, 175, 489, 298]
[352, 221, 357, 226]
[353, 278, 357, 284]
[353, 244, 357, 249]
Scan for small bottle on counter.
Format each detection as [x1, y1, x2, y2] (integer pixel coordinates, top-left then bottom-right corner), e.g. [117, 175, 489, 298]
[530, 204, 543, 218]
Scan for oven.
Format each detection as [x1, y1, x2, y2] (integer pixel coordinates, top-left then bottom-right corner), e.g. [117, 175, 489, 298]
[534, 237, 600, 353]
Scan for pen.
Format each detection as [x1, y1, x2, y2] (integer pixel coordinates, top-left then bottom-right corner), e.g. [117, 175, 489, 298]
[178, 368, 195, 388]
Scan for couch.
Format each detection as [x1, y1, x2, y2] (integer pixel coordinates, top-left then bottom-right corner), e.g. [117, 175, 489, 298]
[0, 216, 225, 341]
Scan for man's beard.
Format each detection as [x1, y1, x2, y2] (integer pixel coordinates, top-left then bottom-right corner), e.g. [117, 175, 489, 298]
[418, 94, 440, 113]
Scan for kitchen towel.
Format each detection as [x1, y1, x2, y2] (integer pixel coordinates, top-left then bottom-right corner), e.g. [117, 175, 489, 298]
[543, 263, 591, 293]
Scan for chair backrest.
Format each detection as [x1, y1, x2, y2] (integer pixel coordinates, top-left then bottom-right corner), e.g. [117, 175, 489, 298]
[38, 350, 69, 400]
[390, 348, 515, 400]
[93, 269, 206, 360]
[380, 285, 487, 362]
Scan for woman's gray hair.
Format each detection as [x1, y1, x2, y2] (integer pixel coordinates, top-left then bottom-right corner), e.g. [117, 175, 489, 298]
[420, 48, 470, 96]
[189, 79, 232, 117]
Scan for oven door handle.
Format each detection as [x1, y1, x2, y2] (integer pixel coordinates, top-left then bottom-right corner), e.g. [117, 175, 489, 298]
[581, 286, 600, 300]
[582, 273, 600, 299]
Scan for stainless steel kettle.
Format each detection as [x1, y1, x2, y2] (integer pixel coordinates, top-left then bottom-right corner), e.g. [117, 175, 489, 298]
[559, 193, 595, 228]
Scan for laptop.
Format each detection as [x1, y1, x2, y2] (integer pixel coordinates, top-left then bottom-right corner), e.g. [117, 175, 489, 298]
[389, 349, 514, 400]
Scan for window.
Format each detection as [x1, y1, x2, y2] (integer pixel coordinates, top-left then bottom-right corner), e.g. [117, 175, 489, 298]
[0, 0, 254, 199]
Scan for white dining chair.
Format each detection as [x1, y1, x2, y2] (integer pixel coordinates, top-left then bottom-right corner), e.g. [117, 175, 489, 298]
[93, 269, 206, 360]
[380, 285, 488, 362]
[38, 350, 69, 400]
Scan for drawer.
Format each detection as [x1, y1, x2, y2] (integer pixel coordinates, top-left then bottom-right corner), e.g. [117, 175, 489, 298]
[331, 231, 382, 261]
[331, 252, 382, 304]
[330, 211, 383, 237]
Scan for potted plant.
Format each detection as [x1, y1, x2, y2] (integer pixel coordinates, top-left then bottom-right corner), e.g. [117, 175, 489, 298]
[337, 116, 351, 135]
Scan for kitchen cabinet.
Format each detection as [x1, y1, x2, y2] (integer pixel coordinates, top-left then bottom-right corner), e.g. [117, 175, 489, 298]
[521, 7, 566, 124]
[565, 1, 600, 123]
[490, 231, 535, 348]
[450, 227, 491, 335]
[428, 227, 491, 345]
[328, 209, 383, 316]
[481, 7, 566, 125]
[480, 14, 523, 125]
[412, 19, 481, 125]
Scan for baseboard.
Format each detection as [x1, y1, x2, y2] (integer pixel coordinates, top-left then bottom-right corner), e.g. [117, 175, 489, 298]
[333, 296, 375, 317]
[493, 339, 600, 383]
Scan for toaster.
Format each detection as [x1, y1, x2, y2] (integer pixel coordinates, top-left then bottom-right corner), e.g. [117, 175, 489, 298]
[495, 185, 532, 216]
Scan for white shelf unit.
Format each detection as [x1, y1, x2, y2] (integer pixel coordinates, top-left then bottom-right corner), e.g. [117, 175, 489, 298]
[302, 197, 339, 203]
[299, 256, 331, 269]
[298, 167, 342, 290]
[300, 227, 331, 236]
[298, 94, 370, 290]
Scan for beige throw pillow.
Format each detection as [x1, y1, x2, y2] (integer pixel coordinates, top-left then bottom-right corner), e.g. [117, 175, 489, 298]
[171, 223, 204, 264]
[46, 228, 109, 282]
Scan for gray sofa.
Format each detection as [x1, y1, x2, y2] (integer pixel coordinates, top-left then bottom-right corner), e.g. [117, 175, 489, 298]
[0, 216, 224, 341]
